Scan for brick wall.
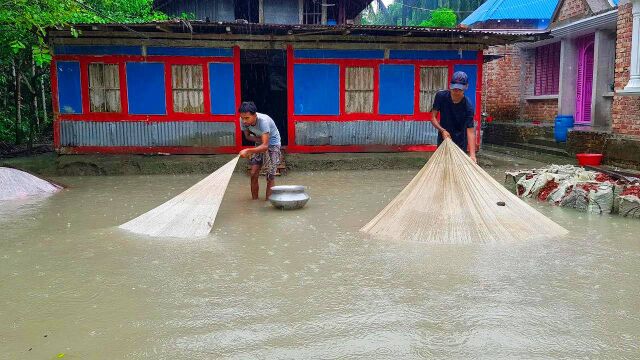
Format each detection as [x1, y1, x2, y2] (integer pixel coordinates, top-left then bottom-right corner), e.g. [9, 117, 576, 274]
[483, 45, 559, 122]
[556, 0, 591, 23]
[524, 99, 559, 121]
[483, 45, 522, 120]
[612, 3, 640, 137]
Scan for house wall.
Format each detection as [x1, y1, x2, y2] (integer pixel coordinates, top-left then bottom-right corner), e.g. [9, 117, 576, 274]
[288, 49, 483, 152]
[556, 0, 592, 23]
[592, 30, 616, 128]
[612, 2, 640, 137]
[522, 46, 559, 121]
[482, 45, 522, 120]
[264, 0, 300, 24]
[52, 45, 241, 154]
[482, 44, 558, 122]
[52, 44, 484, 154]
[524, 99, 559, 121]
[159, 0, 235, 22]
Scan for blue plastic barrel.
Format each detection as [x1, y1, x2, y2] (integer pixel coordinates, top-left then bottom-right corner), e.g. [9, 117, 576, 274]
[554, 115, 574, 142]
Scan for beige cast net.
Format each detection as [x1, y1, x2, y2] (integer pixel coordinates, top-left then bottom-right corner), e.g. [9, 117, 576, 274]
[360, 139, 568, 244]
[119, 156, 239, 238]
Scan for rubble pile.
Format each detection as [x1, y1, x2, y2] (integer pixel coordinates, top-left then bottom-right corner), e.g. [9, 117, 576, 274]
[505, 165, 640, 218]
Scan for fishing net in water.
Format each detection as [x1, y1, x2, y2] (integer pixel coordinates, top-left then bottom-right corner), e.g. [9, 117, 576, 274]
[0, 167, 62, 200]
[119, 156, 239, 238]
[360, 139, 568, 244]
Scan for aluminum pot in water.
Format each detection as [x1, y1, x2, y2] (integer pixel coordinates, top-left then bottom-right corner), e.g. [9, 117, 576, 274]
[269, 185, 309, 210]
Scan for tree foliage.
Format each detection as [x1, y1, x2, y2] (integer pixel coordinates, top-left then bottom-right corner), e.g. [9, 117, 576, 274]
[419, 8, 457, 27]
[362, 0, 484, 27]
[0, 0, 168, 146]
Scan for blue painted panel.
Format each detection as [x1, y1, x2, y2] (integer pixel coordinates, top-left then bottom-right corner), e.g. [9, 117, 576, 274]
[454, 64, 478, 110]
[55, 45, 141, 55]
[147, 47, 233, 57]
[294, 64, 339, 115]
[126, 62, 166, 115]
[294, 49, 385, 59]
[209, 63, 236, 115]
[379, 65, 415, 115]
[56, 61, 82, 114]
[389, 50, 478, 60]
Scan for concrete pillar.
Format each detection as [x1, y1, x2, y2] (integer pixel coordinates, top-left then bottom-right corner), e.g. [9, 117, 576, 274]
[558, 38, 579, 116]
[592, 30, 616, 128]
[623, 0, 640, 93]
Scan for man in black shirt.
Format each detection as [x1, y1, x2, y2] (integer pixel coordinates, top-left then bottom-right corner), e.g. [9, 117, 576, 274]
[430, 71, 477, 163]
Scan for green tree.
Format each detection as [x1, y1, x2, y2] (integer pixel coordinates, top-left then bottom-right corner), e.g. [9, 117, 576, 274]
[0, 0, 168, 147]
[419, 7, 457, 27]
[362, 0, 485, 27]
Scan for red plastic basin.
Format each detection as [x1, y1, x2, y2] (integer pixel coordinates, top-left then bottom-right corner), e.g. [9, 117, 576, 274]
[576, 153, 603, 166]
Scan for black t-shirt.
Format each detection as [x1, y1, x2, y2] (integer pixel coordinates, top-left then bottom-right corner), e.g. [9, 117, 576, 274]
[432, 90, 475, 151]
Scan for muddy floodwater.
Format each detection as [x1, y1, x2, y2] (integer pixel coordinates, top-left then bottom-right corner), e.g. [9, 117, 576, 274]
[2, 158, 640, 359]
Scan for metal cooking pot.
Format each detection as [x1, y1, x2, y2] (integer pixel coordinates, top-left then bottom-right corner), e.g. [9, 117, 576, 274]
[269, 185, 309, 210]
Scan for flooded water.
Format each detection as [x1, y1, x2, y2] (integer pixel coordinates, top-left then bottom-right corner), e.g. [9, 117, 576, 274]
[2, 158, 640, 359]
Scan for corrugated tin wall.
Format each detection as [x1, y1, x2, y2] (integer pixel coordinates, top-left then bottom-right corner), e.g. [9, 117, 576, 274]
[60, 121, 235, 147]
[295, 121, 438, 146]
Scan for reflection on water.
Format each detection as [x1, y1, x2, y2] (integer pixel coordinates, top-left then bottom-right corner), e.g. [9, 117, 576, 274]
[1, 160, 639, 358]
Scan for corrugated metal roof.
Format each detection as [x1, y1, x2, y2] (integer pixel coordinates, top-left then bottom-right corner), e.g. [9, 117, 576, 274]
[63, 21, 544, 40]
[462, 0, 560, 25]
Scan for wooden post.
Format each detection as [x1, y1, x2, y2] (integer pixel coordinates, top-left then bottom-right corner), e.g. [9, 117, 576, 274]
[12, 57, 22, 145]
[321, 0, 327, 25]
[299, 0, 304, 24]
[31, 58, 40, 130]
[41, 74, 47, 125]
[258, 0, 264, 24]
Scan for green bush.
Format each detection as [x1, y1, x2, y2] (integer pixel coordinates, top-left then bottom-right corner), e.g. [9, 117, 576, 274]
[419, 8, 457, 28]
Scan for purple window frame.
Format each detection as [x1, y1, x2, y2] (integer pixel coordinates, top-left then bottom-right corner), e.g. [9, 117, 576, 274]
[534, 43, 561, 96]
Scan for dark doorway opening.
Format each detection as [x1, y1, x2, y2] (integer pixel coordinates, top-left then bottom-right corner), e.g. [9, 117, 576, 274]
[240, 49, 288, 146]
[234, 0, 259, 23]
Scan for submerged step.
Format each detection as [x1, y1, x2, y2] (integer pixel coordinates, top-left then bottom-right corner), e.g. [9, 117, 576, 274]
[504, 142, 570, 157]
[528, 137, 565, 148]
